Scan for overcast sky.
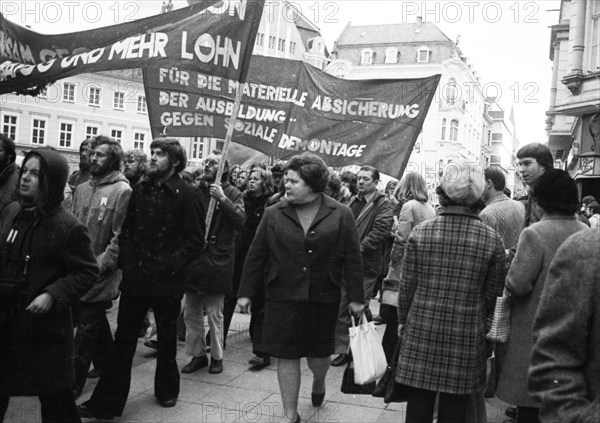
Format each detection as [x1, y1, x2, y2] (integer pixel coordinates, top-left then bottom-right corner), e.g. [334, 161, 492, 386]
[3, 0, 561, 147]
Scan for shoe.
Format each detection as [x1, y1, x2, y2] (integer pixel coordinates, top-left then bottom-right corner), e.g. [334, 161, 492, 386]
[330, 354, 350, 367]
[158, 397, 177, 408]
[87, 368, 101, 378]
[372, 315, 385, 325]
[311, 391, 325, 407]
[209, 358, 223, 374]
[77, 404, 113, 420]
[181, 356, 208, 373]
[144, 339, 158, 350]
[505, 407, 517, 419]
[248, 355, 271, 368]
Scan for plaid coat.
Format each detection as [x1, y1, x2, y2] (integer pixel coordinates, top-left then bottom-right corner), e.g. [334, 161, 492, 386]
[395, 207, 506, 394]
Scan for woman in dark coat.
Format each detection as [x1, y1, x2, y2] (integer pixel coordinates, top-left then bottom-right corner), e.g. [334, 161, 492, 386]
[0, 148, 98, 423]
[496, 169, 587, 423]
[238, 153, 364, 423]
[396, 162, 506, 423]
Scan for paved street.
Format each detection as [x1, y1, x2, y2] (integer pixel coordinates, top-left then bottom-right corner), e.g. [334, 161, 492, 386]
[4, 300, 510, 423]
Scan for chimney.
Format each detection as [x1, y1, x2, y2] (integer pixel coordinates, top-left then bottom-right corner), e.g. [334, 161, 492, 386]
[416, 16, 423, 24]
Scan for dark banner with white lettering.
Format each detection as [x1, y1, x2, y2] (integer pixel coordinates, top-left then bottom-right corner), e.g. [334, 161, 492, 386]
[0, 0, 264, 95]
[144, 56, 440, 177]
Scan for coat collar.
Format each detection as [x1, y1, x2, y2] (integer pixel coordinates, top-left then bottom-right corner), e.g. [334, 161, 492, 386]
[440, 205, 480, 219]
[278, 193, 338, 230]
[141, 172, 182, 195]
[351, 190, 385, 225]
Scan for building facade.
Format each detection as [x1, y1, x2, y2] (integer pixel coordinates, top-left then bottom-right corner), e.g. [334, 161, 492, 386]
[325, 18, 518, 198]
[546, 0, 600, 201]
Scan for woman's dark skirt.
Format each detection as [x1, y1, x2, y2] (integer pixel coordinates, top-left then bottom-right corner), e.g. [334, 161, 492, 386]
[256, 300, 339, 359]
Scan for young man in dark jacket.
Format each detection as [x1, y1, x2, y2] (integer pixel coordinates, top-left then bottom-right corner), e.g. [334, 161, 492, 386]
[78, 138, 205, 418]
[0, 147, 98, 423]
[181, 151, 245, 375]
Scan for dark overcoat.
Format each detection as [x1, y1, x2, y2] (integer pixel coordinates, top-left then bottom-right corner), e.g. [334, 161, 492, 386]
[239, 194, 364, 304]
[0, 203, 98, 395]
[395, 207, 506, 395]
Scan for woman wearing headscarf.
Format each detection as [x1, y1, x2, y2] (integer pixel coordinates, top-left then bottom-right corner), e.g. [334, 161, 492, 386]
[496, 169, 588, 423]
[395, 162, 506, 423]
[0, 148, 98, 423]
[238, 153, 364, 423]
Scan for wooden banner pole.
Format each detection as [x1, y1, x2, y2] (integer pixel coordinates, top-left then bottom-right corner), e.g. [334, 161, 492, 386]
[204, 82, 245, 241]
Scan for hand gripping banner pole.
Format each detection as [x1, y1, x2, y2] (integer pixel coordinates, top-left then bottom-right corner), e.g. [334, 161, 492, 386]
[204, 83, 245, 241]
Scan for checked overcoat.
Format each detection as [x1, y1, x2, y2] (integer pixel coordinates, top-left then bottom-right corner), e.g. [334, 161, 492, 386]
[395, 206, 506, 395]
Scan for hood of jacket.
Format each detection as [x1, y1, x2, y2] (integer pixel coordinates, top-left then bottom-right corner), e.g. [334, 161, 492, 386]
[21, 148, 68, 212]
[89, 170, 129, 187]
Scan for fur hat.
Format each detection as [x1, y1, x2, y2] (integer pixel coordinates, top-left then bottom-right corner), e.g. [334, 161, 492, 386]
[440, 161, 485, 206]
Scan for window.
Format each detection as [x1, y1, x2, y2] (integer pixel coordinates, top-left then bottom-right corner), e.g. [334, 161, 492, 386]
[63, 82, 75, 102]
[441, 118, 447, 140]
[449, 119, 459, 141]
[255, 33, 263, 46]
[591, 11, 599, 71]
[85, 126, 99, 138]
[2, 114, 17, 140]
[133, 132, 145, 150]
[278, 38, 285, 52]
[59, 122, 73, 148]
[89, 86, 101, 106]
[417, 46, 430, 63]
[32, 119, 46, 145]
[289, 41, 296, 55]
[385, 47, 398, 64]
[191, 137, 206, 161]
[110, 129, 123, 142]
[113, 91, 125, 110]
[446, 78, 458, 105]
[268, 36, 276, 49]
[137, 95, 147, 113]
[37, 88, 48, 99]
[334, 69, 346, 79]
[360, 49, 373, 65]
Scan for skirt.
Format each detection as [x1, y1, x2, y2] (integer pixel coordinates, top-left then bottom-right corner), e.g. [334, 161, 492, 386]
[257, 300, 338, 359]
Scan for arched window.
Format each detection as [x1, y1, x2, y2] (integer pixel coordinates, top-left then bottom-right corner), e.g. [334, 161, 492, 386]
[441, 118, 447, 140]
[417, 46, 430, 63]
[446, 78, 457, 105]
[361, 48, 373, 65]
[450, 119, 459, 141]
[385, 47, 398, 64]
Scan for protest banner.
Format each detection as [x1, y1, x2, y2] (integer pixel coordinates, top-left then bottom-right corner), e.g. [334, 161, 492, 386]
[144, 56, 441, 177]
[0, 0, 264, 95]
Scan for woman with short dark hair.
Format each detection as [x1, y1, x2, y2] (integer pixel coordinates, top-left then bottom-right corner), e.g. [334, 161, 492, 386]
[238, 153, 364, 423]
[496, 169, 588, 423]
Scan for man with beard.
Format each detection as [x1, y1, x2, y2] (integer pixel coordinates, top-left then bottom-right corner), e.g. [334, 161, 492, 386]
[0, 134, 19, 215]
[122, 149, 147, 186]
[64, 139, 92, 210]
[78, 138, 205, 418]
[70, 135, 132, 398]
[181, 151, 245, 374]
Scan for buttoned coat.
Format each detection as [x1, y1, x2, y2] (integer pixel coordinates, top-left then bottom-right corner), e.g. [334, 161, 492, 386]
[528, 228, 600, 423]
[496, 216, 588, 407]
[395, 207, 506, 395]
[239, 194, 364, 305]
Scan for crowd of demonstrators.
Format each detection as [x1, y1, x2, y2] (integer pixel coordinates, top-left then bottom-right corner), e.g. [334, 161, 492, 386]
[496, 169, 588, 423]
[182, 151, 245, 375]
[528, 228, 599, 423]
[2, 130, 599, 423]
[238, 153, 365, 423]
[0, 134, 19, 215]
[1, 147, 98, 423]
[78, 138, 205, 419]
[331, 166, 393, 367]
[70, 136, 132, 398]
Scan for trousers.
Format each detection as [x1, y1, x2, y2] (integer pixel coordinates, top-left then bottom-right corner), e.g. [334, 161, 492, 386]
[82, 292, 181, 417]
[184, 293, 225, 360]
[0, 389, 80, 423]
